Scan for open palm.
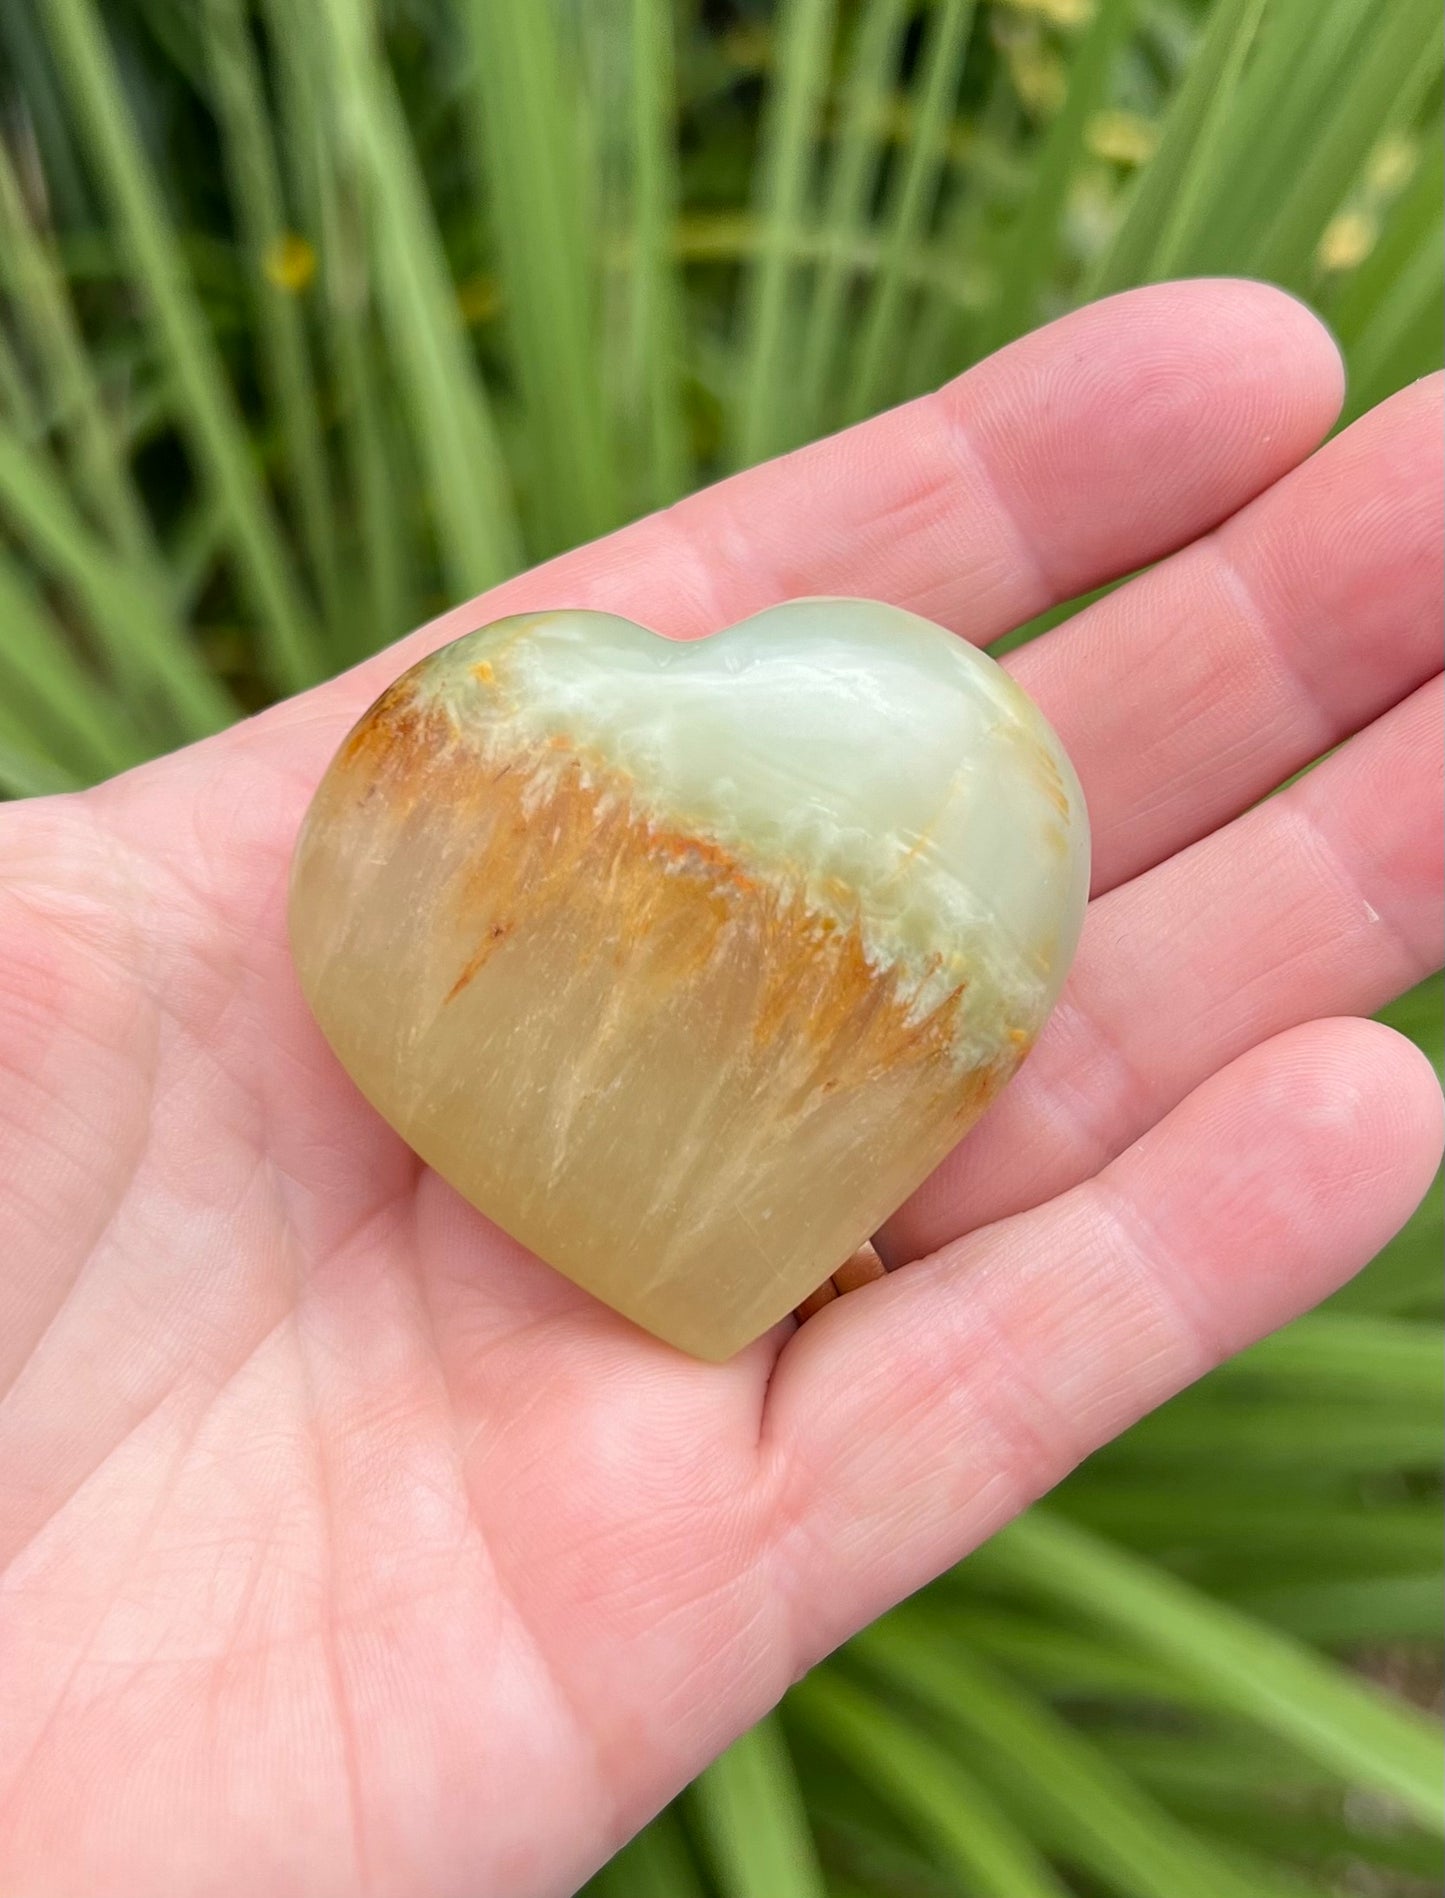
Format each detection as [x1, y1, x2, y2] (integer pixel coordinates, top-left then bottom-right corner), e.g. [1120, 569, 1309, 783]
[1, 284, 1441, 1898]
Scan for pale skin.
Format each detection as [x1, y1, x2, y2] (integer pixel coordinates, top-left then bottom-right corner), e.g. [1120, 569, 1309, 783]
[0, 282, 1441, 1898]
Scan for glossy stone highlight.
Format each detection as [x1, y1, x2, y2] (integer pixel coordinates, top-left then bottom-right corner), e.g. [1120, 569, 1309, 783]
[289, 601, 1090, 1359]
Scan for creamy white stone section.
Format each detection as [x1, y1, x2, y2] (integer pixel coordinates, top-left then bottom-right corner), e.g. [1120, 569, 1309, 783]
[420, 598, 1091, 1046]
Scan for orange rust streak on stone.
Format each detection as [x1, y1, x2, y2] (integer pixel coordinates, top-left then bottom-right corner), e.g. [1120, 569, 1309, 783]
[1011, 719, 1071, 819]
[329, 681, 1002, 1113]
[443, 922, 513, 1003]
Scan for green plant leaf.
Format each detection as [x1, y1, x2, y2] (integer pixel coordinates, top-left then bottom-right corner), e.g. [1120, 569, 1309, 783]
[1224, 1573, 1445, 1645]
[791, 1667, 1073, 1896]
[463, 0, 619, 553]
[690, 1715, 828, 1898]
[844, 0, 978, 424]
[1345, 206, 1445, 420]
[1052, 1487, 1442, 1585]
[1247, 0, 1442, 291]
[0, 415, 233, 739]
[1208, 1313, 1444, 1401]
[198, 0, 344, 637]
[44, 0, 322, 691]
[0, 131, 158, 574]
[1086, 0, 1268, 296]
[731, 0, 838, 467]
[582, 1807, 706, 1898]
[258, 0, 413, 660]
[978, 0, 1140, 352]
[970, 1511, 1445, 1832]
[0, 728, 82, 798]
[620, 0, 692, 510]
[0, 549, 146, 780]
[796, 0, 909, 439]
[1096, 1397, 1441, 1475]
[311, 0, 523, 600]
[1185, 0, 1374, 269]
[851, 1616, 1300, 1898]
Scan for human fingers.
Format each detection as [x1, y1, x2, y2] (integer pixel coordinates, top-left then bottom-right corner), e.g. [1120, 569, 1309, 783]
[1008, 374, 1443, 896]
[762, 1017, 1443, 1653]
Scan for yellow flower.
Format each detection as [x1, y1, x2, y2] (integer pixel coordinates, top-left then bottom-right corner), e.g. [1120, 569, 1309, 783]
[262, 231, 317, 294]
[1317, 210, 1377, 273]
[996, 0, 1095, 22]
[1086, 109, 1159, 168]
[1367, 135, 1417, 197]
[1010, 43, 1067, 117]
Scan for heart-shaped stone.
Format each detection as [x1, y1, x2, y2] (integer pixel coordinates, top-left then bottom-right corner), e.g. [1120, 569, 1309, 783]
[289, 600, 1089, 1358]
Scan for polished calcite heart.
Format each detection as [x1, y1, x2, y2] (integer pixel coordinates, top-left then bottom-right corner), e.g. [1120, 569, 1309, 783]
[289, 600, 1090, 1359]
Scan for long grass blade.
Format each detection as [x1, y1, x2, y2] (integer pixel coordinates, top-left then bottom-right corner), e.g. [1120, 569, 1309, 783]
[43, 0, 321, 691]
[1248, 0, 1442, 291]
[257, 0, 412, 659]
[1345, 208, 1445, 420]
[905, 53, 1021, 395]
[1194, 1810, 1441, 1889]
[852, 1617, 1295, 1898]
[1096, 1398, 1441, 1475]
[1184, 0, 1372, 270]
[971, 1511, 1445, 1831]
[0, 131, 157, 570]
[946, 1603, 1230, 1709]
[463, 0, 618, 553]
[583, 1809, 706, 1898]
[0, 4, 90, 224]
[790, 1667, 1072, 1896]
[1330, 133, 1445, 346]
[623, 0, 692, 510]
[979, 0, 1140, 352]
[1224, 1573, 1445, 1646]
[1205, 1313, 1444, 1401]
[0, 416, 232, 738]
[320, 191, 415, 656]
[690, 1715, 827, 1898]
[0, 548, 149, 777]
[1141, 0, 1268, 281]
[731, 0, 838, 467]
[796, 0, 909, 438]
[199, 0, 344, 637]
[1086, 0, 1266, 296]
[798, 1762, 966, 1898]
[0, 318, 40, 437]
[1090, 1727, 1341, 1803]
[0, 728, 81, 798]
[1090, 1738, 1442, 1884]
[844, 0, 978, 424]
[1052, 1489, 1441, 1579]
[311, 0, 522, 601]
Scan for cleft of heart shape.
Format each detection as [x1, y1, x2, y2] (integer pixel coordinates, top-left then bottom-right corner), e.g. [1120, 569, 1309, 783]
[289, 599, 1090, 1359]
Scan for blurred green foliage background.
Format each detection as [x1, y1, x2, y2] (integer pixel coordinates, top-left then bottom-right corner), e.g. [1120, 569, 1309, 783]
[0, 1, 1440, 1891]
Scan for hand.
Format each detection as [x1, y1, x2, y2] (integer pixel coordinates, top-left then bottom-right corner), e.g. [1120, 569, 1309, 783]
[1, 282, 1440, 1898]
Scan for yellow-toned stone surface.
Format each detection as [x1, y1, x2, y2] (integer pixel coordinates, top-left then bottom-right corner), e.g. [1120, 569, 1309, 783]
[289, 601, 1090, 1358]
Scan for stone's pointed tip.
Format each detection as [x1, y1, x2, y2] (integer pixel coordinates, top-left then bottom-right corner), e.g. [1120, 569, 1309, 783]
[292, 599, 1089, 1360]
